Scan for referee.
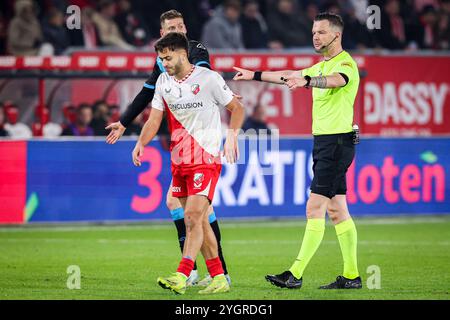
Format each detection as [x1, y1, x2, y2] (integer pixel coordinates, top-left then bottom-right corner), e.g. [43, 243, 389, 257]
[233, 12, 362, 289]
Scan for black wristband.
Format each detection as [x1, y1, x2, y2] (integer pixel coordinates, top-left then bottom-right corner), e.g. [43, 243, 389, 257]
[304, 75, 311, 87]
[253, 71, 262, 81]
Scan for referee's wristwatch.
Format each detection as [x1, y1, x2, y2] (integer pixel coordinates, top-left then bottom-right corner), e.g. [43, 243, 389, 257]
[304, 75, 311, 88]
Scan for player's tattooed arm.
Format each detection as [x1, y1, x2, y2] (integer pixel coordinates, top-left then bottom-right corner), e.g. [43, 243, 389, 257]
[313, 72, 347, 88]
[309, 76, 327, 88]
[283, 72, 347, 90]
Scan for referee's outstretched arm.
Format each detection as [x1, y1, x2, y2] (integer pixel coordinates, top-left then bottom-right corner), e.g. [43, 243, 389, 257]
[233, 67, 302, 85]
[232, 66, 348, 90]
[284, 72, 348, 90]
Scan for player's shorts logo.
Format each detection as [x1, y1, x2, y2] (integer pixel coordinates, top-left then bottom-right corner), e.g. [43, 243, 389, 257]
[193, 173, 204, 189]
[172, 186, 182, 193]
[191, 84, 200, 95]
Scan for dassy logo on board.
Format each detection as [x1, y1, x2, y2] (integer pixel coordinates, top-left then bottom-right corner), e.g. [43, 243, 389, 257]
[193, 173, 204, 189]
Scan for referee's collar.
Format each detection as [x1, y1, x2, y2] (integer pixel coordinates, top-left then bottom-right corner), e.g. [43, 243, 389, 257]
[323, 50, 345, 62]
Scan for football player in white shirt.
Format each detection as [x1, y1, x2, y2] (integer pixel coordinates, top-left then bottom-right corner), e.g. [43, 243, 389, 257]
[132, 32, 244, 295]
[106, 10, 232, 288]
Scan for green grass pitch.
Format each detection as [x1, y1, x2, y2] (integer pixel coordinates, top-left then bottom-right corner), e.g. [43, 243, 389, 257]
[1, 216, 449, 300]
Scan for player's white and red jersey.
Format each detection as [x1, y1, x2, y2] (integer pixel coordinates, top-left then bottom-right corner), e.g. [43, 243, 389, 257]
[151, 65, 234, 201]
[152, 65, 233, 168]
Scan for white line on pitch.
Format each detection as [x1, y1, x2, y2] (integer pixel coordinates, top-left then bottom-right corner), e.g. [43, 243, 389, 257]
[0, 216, 448, 233]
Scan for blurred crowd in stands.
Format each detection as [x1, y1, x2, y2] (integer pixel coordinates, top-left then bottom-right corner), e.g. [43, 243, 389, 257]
[0, 0, 449, 56]
[0, 96, 271, 138]
[0, 99, 146, 137]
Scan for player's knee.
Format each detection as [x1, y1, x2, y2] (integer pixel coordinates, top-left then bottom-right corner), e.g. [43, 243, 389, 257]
[327, 204, 350, 224]
[166, 193, 181, 211]
[306, 202, 323, 219]
[327, 205, 339, 220]
[306, 210, 318, 220]
[184, 209, 203, 231]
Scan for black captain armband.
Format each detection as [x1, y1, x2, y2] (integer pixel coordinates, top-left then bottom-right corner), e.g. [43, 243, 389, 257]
[253, 71, 262, 81]
[339, 73, 349, 85]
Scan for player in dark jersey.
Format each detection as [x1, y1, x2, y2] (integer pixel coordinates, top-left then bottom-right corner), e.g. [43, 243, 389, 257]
[106, 10, 230, 287]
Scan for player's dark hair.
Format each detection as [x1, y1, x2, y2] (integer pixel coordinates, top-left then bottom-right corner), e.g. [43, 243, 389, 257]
[160, 9, 183, 25]
[314, 12, 344, 31]
[154, 32, 189, 53]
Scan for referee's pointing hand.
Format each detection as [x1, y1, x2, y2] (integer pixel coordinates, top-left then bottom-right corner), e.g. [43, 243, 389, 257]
[284, 74, 308, 90]
[232, 67, 254, 81]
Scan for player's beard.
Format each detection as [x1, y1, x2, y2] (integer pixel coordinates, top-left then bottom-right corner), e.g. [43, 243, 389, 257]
[166, 65, 175, 76]
[170, 58, 183, 77]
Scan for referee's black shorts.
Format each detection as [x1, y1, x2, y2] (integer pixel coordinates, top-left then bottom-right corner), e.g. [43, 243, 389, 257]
[310, 132, 355, 199]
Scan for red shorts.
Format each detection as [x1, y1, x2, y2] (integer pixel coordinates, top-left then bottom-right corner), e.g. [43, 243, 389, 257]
[171, 164, 222, 202]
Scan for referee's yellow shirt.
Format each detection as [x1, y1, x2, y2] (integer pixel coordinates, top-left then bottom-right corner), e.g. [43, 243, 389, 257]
[302, 51, 360, 135]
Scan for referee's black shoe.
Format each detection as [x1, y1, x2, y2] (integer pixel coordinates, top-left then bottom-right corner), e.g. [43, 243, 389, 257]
[265, 271, 302, 289]
[319, 275, 362, 289]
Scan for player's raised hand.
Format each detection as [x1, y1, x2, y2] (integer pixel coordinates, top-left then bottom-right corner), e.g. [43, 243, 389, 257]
[232, 67, 254, 81]
[132, 142, 144, 166]
[283, 74, 308, 90]
[105, 121, 126, 144]
[223, 131, 239, 164]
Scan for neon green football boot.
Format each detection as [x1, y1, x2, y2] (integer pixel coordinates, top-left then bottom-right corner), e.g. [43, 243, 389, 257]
[198, 274, 230, 294]
[157, 272, 187, 295]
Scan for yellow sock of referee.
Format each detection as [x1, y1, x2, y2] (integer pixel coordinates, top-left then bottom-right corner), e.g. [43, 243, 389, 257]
[289, 218, 325, 279]
[335, 218, 359, 279]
